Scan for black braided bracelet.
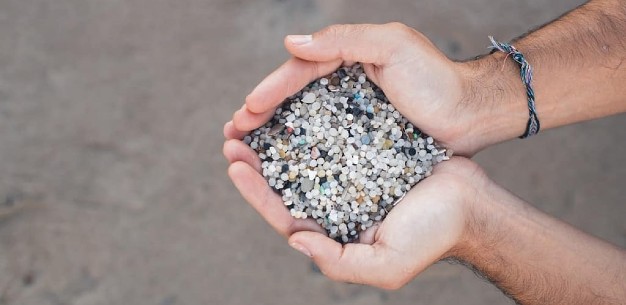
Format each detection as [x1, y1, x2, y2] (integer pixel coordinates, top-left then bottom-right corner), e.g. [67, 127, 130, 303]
[488, 36, 540, 138]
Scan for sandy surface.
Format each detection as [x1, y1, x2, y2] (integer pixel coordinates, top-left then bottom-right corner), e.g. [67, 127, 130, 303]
[1, 0, 624, 304]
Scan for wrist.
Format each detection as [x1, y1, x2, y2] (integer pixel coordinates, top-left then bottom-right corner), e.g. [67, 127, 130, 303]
[444, 170, 515, 261]
[456, 53, 530, 150]
[434, 159, 501, 260]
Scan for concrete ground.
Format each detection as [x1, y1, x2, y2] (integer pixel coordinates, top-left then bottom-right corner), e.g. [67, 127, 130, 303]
[1, 0, 624, 304]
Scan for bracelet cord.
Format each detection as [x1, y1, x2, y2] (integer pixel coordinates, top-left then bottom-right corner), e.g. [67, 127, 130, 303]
[488, 36, 540, 138]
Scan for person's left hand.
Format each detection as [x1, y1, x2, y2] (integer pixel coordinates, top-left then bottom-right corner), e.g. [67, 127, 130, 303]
[224, 138, 487, 289]
[224, 23, 529, 157]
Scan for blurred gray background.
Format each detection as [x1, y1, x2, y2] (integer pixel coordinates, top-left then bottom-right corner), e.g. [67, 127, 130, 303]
[1, 0, 624, 304]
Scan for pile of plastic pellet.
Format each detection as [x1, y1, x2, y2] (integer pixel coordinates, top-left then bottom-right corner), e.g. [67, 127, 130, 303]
[244, 64, 450, 243]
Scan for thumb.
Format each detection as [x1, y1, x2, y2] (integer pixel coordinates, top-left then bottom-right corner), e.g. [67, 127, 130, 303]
[288, 231, 408, 290]
[284, 22, 421, 65]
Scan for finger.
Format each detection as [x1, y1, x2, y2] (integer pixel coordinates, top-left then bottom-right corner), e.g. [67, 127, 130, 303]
[362, 63, 382, 87]
[245, 57, 342, 114]
[228, 161, 324, 237]
[223, 120, 249, 140]
[289, 231, 406, 289]
[285, 23, 417, 65]
[357, 223, 379, 245]
[223, 139, 261, 172]
[231, 104, 276, 132]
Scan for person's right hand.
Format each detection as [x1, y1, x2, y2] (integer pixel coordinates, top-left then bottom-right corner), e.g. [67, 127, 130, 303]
[224, 23, 526, 156]
[224, 136, 491, 289]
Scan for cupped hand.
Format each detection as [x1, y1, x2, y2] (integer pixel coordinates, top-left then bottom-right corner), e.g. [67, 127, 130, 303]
[225, 22, 493, 156]
[224, 138, 488, 289]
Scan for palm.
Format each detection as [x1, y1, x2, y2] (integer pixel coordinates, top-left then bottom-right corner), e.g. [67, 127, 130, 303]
[224, 137, 479, 288]
[366, 53, 467, 152]
[369, 167, 469, 280]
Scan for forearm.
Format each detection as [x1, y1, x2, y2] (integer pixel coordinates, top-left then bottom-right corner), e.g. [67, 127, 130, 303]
[463, 0, 626, 146]
[453, 181, 626, 305]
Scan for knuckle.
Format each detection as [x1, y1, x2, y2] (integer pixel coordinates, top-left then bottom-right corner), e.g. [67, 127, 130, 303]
[319, 24, 367, 40]
[385, 22, 420, 42]
[385, 22, 410, 33]
[319, 24, 344, 39]
[343, 24, 368, 36]
[319, 24, 351, 59]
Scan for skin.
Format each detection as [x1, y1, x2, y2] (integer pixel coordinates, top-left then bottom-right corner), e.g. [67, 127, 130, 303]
[224, 0, 626, 303]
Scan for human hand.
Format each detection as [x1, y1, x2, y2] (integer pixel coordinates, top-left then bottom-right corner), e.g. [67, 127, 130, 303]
[224, 137, 488, 289]
[224, 23, 525, 156]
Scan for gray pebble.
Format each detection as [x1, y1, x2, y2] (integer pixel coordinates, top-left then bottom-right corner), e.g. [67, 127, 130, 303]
[301, 179, 314, 192]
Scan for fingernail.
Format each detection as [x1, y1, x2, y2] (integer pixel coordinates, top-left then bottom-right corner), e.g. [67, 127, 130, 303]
[287, 35, 312, 45]
[290, 242, 312, 257]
